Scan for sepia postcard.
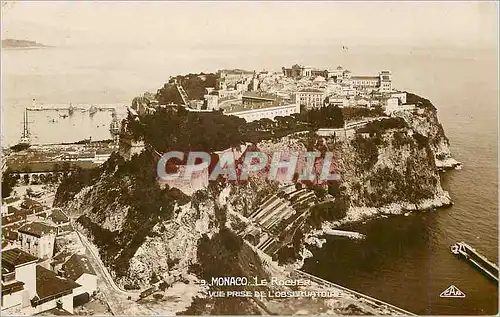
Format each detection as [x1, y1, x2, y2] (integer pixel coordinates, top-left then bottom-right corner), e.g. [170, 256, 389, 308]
[0, 1, 498, 316]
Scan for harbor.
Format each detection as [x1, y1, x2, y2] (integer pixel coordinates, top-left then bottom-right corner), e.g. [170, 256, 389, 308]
[451, 241, 499, 282]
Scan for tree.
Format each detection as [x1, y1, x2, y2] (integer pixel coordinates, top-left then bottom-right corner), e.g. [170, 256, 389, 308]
[1, 170, 17, 198]
[23, 174, 30, 185]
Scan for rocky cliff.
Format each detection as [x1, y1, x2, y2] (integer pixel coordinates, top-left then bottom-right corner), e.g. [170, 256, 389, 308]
[54, 93, 458, 314]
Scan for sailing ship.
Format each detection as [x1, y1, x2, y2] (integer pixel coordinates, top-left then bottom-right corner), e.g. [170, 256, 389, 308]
[11, 108, 31, 151]
[89, 105, 98, 116]
[68, 103, 75, 116]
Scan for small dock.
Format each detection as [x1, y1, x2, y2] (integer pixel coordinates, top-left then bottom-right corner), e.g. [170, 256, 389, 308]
[323, 228, 366, 240]
[451, 241, 499, 282]
[26, 103, 124, 112]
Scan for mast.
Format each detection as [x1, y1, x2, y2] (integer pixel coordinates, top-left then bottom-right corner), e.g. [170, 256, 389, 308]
[20, 107, 30, 144]
[24, 107, 29, 137]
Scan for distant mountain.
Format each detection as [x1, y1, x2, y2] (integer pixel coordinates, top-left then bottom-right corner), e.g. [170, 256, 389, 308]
[2, 38, 48, 48]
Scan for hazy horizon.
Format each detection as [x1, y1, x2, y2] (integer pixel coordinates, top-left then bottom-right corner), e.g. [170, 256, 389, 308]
[2, 1, 498, 51]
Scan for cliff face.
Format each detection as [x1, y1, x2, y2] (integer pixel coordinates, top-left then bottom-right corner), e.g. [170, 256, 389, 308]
[400, 92, 461, 170]
[53, 93, 458, 311]
[331, 122, 451, 225]
[54, 150, 271, 291]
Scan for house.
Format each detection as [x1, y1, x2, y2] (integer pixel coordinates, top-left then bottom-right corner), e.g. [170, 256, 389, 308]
[62, 254, 97, 306]
[294, 88, 326, 109]
[50, 209, 69, 226]
[21, 198, 42, 210]
[31, 266, 80, 314]
[50, 252, 73, 274]
[1, 197, 20, 216]
[2, 229, 19, 250]
[17, 222, 57, 259]
[1, 248, 38, 313]
[49, 209, 71, 235]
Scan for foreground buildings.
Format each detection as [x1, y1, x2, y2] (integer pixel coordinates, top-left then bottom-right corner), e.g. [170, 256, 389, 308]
[1, 197, 98, 315]
[1, 248, 80, 315]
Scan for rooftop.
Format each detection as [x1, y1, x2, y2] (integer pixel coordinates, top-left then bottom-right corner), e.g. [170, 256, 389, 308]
[22, 198, 42, 209]
[219, 68, 254, 75]
[36, 307, 73, 316]
[242, 91, 277, 101]
[35, 265, 81, 302]
[1, 281, 25, 297]
[352, 76, 379, 80]
[50, 209, 70, 224]
[298, 88, 324, 93]
[2, 196, 20, 204]
[2, 209, 28, 225]
[2, 248, 38, 272]
[224, 100, 296, 114]
[18, 222, 57, 238]
[62, 254, 96, 280]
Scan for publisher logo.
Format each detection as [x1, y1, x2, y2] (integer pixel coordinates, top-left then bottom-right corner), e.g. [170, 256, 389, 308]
[439, 285, 466, 298]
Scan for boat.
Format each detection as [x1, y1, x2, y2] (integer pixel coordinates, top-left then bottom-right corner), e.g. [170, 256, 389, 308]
[59, 114, 68, 118]
[81, 108, 88, 113]
[68, 103, 75, 116]
[89, 105, 98, 116]
[11, 108, 31, 151]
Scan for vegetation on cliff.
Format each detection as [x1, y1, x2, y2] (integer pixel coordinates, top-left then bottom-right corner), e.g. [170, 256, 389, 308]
[55, 151, 189, 276]
[127, 104, 345, 154]
[343, 123, 440, 208]
[156, 73, 218, 104]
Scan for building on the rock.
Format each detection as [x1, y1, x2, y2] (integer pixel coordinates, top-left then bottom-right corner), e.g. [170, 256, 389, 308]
[294, 88, 326, 109]
[203, 93, 219, 110]
[334, 66, 393, 93]
[157, 161, 210, 196]
[216, 69, 254, 90]
[224, 92, 300, 122]
[118, 108, 145, 161]
[282, 64, 329, 79]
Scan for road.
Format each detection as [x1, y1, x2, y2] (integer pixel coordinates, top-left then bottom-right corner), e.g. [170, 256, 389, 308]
[72, 224, 152, 315]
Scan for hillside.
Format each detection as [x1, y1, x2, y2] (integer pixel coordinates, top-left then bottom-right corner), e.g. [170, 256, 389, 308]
[54, 90, 458, 314]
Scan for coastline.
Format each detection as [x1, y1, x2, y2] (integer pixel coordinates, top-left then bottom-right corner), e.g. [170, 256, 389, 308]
[2, 46, 51, 50]
[297, 187, 454, 268]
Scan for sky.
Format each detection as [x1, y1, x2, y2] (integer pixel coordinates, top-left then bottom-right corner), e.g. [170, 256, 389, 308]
[1, 1, 498, 49]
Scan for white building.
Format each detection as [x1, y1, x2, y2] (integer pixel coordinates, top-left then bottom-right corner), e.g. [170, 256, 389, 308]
[203, 94, 219, 110]
[17, 222, 57, 260]
[334, 66, 393, 93]
[1, 248, 38, 313]
[62, 254, 97, 305]
[225, 102, 300, 122]
[32, 265, 80, 315]
[379, 70, 392, 93]
[391, 91, 407, 104]
[1, 249, 79, 315]
[294, 88, 326, 109]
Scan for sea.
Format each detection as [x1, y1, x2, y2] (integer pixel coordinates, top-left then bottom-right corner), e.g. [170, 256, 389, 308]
[1, 44, 498, 315]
